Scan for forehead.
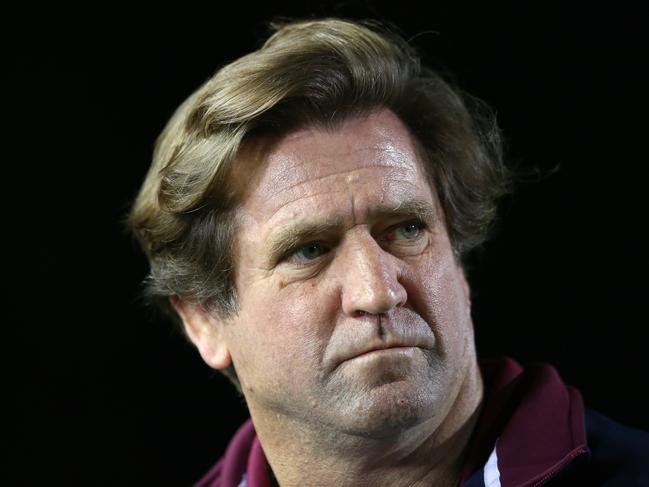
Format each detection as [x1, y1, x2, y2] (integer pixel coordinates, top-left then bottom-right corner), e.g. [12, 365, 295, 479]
[240, 109, 434, 223]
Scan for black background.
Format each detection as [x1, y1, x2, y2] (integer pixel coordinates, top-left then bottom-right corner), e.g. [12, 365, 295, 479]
[5, 2, 648, 485]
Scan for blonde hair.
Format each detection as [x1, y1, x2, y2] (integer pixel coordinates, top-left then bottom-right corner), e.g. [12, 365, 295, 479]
[128, 17, 509, 327]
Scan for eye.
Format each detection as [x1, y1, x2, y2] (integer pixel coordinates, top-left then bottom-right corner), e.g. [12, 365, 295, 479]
[289, 242, 328, 263]
[393, 221, 423, 240]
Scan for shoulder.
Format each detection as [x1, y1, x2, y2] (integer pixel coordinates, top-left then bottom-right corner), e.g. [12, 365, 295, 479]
[471, 358, 649, 486]
[583, 408, 649, 485]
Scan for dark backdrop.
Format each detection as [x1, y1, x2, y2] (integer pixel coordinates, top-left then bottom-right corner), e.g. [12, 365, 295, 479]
[6, 3, 648, 485]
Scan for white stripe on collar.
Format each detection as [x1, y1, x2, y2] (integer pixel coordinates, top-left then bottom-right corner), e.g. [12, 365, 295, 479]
[484, 441, 501, 487]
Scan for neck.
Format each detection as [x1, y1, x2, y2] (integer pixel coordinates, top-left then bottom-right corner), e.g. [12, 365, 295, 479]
[249, 362, 484, 487]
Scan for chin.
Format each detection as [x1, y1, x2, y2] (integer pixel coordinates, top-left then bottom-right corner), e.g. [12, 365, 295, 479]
[337, 379, 440, 439]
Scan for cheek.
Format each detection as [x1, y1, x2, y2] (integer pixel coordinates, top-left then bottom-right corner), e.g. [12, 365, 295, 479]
[274, 283, 338, 357]
[232, 279, 337, 376]
[406, 249, 472, 352]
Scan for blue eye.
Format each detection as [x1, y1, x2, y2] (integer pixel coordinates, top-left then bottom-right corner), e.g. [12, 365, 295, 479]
[394, 222, 421, 240]
[294, 242, 326, 261]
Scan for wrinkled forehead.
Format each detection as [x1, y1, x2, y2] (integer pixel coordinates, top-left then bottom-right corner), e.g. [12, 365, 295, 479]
[229, 110, 435, 218]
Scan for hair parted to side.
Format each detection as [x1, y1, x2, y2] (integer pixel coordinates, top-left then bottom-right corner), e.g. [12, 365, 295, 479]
[127, 18, 511, 387]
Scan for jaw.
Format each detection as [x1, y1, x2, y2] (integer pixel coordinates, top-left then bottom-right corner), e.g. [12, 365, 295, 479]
[251, 357, 483, 483]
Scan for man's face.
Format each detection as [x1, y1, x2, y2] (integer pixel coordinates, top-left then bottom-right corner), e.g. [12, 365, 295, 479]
[212, 109, 478, 437]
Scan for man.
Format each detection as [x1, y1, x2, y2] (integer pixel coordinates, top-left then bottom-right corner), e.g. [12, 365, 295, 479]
[128, 18, 648, 487]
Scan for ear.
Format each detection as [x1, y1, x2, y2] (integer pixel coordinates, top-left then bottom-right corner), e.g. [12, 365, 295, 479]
[170, 296, 232, 370]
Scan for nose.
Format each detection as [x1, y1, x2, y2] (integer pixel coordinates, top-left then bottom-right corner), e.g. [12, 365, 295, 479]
[338, 231, 408, 316]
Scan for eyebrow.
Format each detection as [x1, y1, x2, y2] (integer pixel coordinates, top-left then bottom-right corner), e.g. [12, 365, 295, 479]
[368, 199, 436, 223]
[265, 198, 437, 264]
[266, 218, 344, 264]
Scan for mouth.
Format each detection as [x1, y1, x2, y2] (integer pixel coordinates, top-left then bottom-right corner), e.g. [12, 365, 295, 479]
[352, 345, 418, 359]
[326, 310, 436, 372]
[333, 345, 424, 375]
[338, 344, 427, 371]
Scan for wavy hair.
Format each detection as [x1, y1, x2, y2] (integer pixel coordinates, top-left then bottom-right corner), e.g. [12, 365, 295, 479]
[127, 18, 511, 384]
